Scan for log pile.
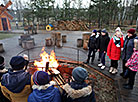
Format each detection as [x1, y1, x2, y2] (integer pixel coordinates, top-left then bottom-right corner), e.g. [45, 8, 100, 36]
[55, 20, 89, 31]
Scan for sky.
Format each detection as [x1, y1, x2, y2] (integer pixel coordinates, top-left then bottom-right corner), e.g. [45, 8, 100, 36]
[1, 0, 134, 9]
[0, 0, 91, 8]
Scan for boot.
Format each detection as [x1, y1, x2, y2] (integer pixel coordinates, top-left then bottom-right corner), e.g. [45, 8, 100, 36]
[109, 67, 114, 73]
[111, 68, 118, 74]
[123, 84, 133, 90]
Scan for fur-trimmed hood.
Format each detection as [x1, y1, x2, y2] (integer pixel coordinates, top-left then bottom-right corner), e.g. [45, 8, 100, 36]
[32, 81, 56, 90]
[28, 81, 61, 102]
[63, 84, 92, 99]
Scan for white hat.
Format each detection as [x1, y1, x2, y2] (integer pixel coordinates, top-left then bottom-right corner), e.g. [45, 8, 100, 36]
[115, 27, 121, 32]
[115, 27, 123, 35]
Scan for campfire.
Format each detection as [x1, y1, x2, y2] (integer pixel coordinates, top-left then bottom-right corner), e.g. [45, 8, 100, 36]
[28, 47, 66, 86]
[33, 47, 59, 74]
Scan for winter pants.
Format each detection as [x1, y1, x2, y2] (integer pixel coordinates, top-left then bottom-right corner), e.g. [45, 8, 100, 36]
[98, 51, 100, 60]
[111, 60, 118, 69]
[87, 49, 96, 63]
[100, 51, 106, 65]
[122, 59, 128, 74]
[128, 69, 137, 87]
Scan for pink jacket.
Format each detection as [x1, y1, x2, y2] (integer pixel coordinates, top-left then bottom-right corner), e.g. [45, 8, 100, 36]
[126, 49, 138, 72]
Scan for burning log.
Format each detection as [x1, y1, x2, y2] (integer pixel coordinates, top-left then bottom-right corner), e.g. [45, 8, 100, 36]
[30, 47, 66, 87]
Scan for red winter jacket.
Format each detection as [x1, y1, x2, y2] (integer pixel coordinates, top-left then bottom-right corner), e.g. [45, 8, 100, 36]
[107, 37, 124, 60]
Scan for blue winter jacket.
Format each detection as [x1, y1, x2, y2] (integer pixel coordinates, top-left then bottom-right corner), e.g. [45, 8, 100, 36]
[122, 35, 138, 60]
[28, 85, 61, 102]
[1, 70, 31, 93]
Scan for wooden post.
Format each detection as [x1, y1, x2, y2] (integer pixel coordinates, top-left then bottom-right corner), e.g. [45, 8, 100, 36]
[82, 32, 91, 50]
[45, 38, 52, 46]
[20, 34, 31, 40]
[22, 39, 34, 49]
[51, 32, 62, 47]
[51, 32, 56, 46]
[56, 39, 62, 47]
[18, 38, 22, 45]
[62, 35, 67, 43]
[77, 39, 83, 47]
[0, 43, 4, 52]
[83, 40, 89, 50]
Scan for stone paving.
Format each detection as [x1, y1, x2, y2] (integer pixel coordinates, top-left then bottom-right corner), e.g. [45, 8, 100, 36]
[0, 30, 138, 102]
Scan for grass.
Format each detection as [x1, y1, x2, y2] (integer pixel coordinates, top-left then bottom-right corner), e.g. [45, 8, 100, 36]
[0, 33, 16, 40]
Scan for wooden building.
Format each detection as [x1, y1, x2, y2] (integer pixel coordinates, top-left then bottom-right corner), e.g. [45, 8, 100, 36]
[0, 1, 13, 31]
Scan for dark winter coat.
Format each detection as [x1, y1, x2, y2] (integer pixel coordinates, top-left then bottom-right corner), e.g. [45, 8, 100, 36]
[88, 36, 97, 49]
[0, 69, 10, 102]
[28, 84, 61, 102]
[97, 34, 110, 52]
[122, 34, 138, 60]
[0, 70, 33, 102]
[62, 81, 96, 102]
[107, 37, 124, 60]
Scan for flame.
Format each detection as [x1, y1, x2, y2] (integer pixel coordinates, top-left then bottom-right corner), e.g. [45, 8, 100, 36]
[34, 47, 59, 70]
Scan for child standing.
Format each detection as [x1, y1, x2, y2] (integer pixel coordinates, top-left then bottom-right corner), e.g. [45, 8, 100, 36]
[97, 29, 110, 69]
[96, 30, 101, 61]
[85, 30, 97, 64]
[123, 39, 138, 89]
[107, 27, 124, 74]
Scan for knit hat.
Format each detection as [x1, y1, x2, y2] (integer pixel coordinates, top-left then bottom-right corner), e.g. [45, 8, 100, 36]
[72, 67, 88, 82]
[0, 56, 4, 70]
[134, 39, 138, 50]
[33, 71, 50, 85]
[10, 56, 28, 70]
[127, 28, 136, 35]
[101, 29, 107, 33]
[97, 30, 101, 33]
[92, 29, 97, 34]
[115, 27, 121, 32]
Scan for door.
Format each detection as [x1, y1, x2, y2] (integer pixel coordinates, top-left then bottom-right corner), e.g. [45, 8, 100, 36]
[1, 18, 8, 30]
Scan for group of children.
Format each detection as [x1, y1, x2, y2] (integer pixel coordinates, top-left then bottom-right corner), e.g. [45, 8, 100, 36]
[0, 56, 96, 102]
[86, 27, 138, 89]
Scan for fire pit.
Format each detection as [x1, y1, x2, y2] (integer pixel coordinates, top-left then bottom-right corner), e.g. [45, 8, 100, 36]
[17, 46, 118, 102]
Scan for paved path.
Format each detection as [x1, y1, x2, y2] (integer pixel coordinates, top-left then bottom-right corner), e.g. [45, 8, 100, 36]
[0, 30, 138, 102]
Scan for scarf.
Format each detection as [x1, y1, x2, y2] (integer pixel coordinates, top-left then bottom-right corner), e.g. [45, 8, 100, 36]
[113, 36, 121, 47]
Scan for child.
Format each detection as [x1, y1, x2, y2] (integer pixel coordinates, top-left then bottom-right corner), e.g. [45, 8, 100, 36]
[0, 56, 10, 102]
[107, 27, 124, 74]
[96, 30, 101, 61]
[85, 30, 97, 64]
[123, 39, 138, 89]
[0, 56, 32, 102]
[62, 67, 96, 102]
[28, 71, 61, 102]
[97, 29, 110, 69]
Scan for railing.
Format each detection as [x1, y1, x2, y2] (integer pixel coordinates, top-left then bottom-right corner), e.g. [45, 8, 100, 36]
[17, 45, 87, 63]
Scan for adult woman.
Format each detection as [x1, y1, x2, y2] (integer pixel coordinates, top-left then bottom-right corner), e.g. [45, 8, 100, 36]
[121, 28, 137, 78]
